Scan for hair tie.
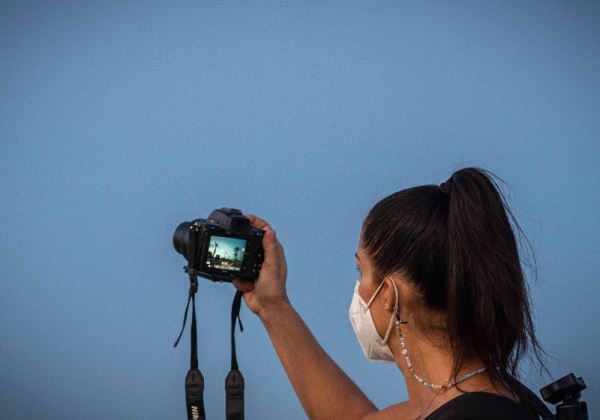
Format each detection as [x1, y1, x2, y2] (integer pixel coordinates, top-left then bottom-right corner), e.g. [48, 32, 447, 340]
[439, 180, 453, 195]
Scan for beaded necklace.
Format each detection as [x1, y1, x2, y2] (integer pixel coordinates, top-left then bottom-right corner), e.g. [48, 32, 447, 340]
[393, 307, 487, 390]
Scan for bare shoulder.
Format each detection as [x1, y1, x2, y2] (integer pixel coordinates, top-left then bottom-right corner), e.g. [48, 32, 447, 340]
[362, 401, 417, 420]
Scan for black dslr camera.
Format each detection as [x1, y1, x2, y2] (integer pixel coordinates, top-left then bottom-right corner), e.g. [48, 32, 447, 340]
[173, 208, 265, 282]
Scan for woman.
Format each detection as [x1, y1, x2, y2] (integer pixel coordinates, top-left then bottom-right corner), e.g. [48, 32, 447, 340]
[233, 167, 546, 419]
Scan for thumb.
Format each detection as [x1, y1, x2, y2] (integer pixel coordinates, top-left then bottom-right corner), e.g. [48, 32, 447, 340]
[232, 277, 254, 293]
[262, 229, 278, 260]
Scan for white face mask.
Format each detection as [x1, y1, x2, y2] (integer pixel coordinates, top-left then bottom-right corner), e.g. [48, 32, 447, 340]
[348, 278, 399, 363]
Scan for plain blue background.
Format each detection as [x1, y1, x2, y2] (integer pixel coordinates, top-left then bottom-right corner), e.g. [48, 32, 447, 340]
[1, 1, 599, 419]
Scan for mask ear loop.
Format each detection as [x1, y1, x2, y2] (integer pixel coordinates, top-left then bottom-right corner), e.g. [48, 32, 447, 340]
[382, 278, 405, 345]
[365, 280, 386, 309]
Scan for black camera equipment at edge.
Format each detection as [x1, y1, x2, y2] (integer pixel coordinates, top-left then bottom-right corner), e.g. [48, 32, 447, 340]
[538, 373, 588, 420]
[171, 208, 588, 420]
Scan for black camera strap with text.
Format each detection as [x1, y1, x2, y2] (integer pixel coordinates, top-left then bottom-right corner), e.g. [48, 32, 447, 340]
[174, 275, 205, 420]
[174, 275, 246, 420]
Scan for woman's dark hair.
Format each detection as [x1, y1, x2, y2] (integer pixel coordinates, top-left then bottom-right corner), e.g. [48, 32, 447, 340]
[361, 166, 547, 410]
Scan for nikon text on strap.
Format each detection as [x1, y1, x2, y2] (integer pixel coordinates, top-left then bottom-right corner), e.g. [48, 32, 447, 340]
[174, 275, 246, 420]
[174, 274, 206, 420]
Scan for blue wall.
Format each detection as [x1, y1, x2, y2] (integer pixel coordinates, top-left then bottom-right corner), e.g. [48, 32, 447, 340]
[1, 1, 598, 418]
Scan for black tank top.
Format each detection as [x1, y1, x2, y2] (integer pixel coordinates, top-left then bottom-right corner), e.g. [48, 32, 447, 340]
[425, 392, 539, 420]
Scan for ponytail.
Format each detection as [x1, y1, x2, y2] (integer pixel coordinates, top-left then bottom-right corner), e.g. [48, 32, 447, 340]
[444, 168, 545, 406]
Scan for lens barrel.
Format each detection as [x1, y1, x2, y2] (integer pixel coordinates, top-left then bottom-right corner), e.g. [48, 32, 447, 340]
[173, 222, 192, 259]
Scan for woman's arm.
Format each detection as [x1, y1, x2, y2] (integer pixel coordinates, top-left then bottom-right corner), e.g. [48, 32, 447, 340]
[233, 214, 377, 419]
[260, 300, 377, 419]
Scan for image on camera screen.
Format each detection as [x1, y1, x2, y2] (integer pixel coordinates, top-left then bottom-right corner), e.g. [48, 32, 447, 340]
[206, 235, 247, 271]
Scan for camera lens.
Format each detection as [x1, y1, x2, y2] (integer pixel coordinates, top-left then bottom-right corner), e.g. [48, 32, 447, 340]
[173, 222, 192, 259]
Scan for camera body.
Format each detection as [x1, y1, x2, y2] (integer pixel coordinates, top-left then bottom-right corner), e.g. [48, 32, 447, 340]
[173, 208, 265, 282]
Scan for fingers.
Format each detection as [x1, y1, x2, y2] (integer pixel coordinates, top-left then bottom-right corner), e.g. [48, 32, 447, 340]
[244, 214, 272, 231]
[243, 213, 283, 269]
[232, 277, 255, 293]
[244, 214, 278, 249]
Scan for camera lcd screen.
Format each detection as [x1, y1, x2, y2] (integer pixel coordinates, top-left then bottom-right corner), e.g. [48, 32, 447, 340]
[206, 235, 247, 272]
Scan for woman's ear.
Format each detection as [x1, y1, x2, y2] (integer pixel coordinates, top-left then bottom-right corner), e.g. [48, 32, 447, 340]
[382, 276, 399, 313]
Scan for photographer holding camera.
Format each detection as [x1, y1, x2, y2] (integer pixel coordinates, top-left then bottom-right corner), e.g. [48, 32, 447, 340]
[232, 167, 547, 420]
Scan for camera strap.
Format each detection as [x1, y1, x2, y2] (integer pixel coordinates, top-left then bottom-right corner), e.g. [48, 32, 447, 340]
[174, 277, 206, 420]
[226, 290, 245, 420]
[174, 279, 246, 420]
[512, 379, 553, 419]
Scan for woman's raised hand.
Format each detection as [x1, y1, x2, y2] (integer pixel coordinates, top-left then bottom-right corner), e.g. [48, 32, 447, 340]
[232, 214, 289, 318]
